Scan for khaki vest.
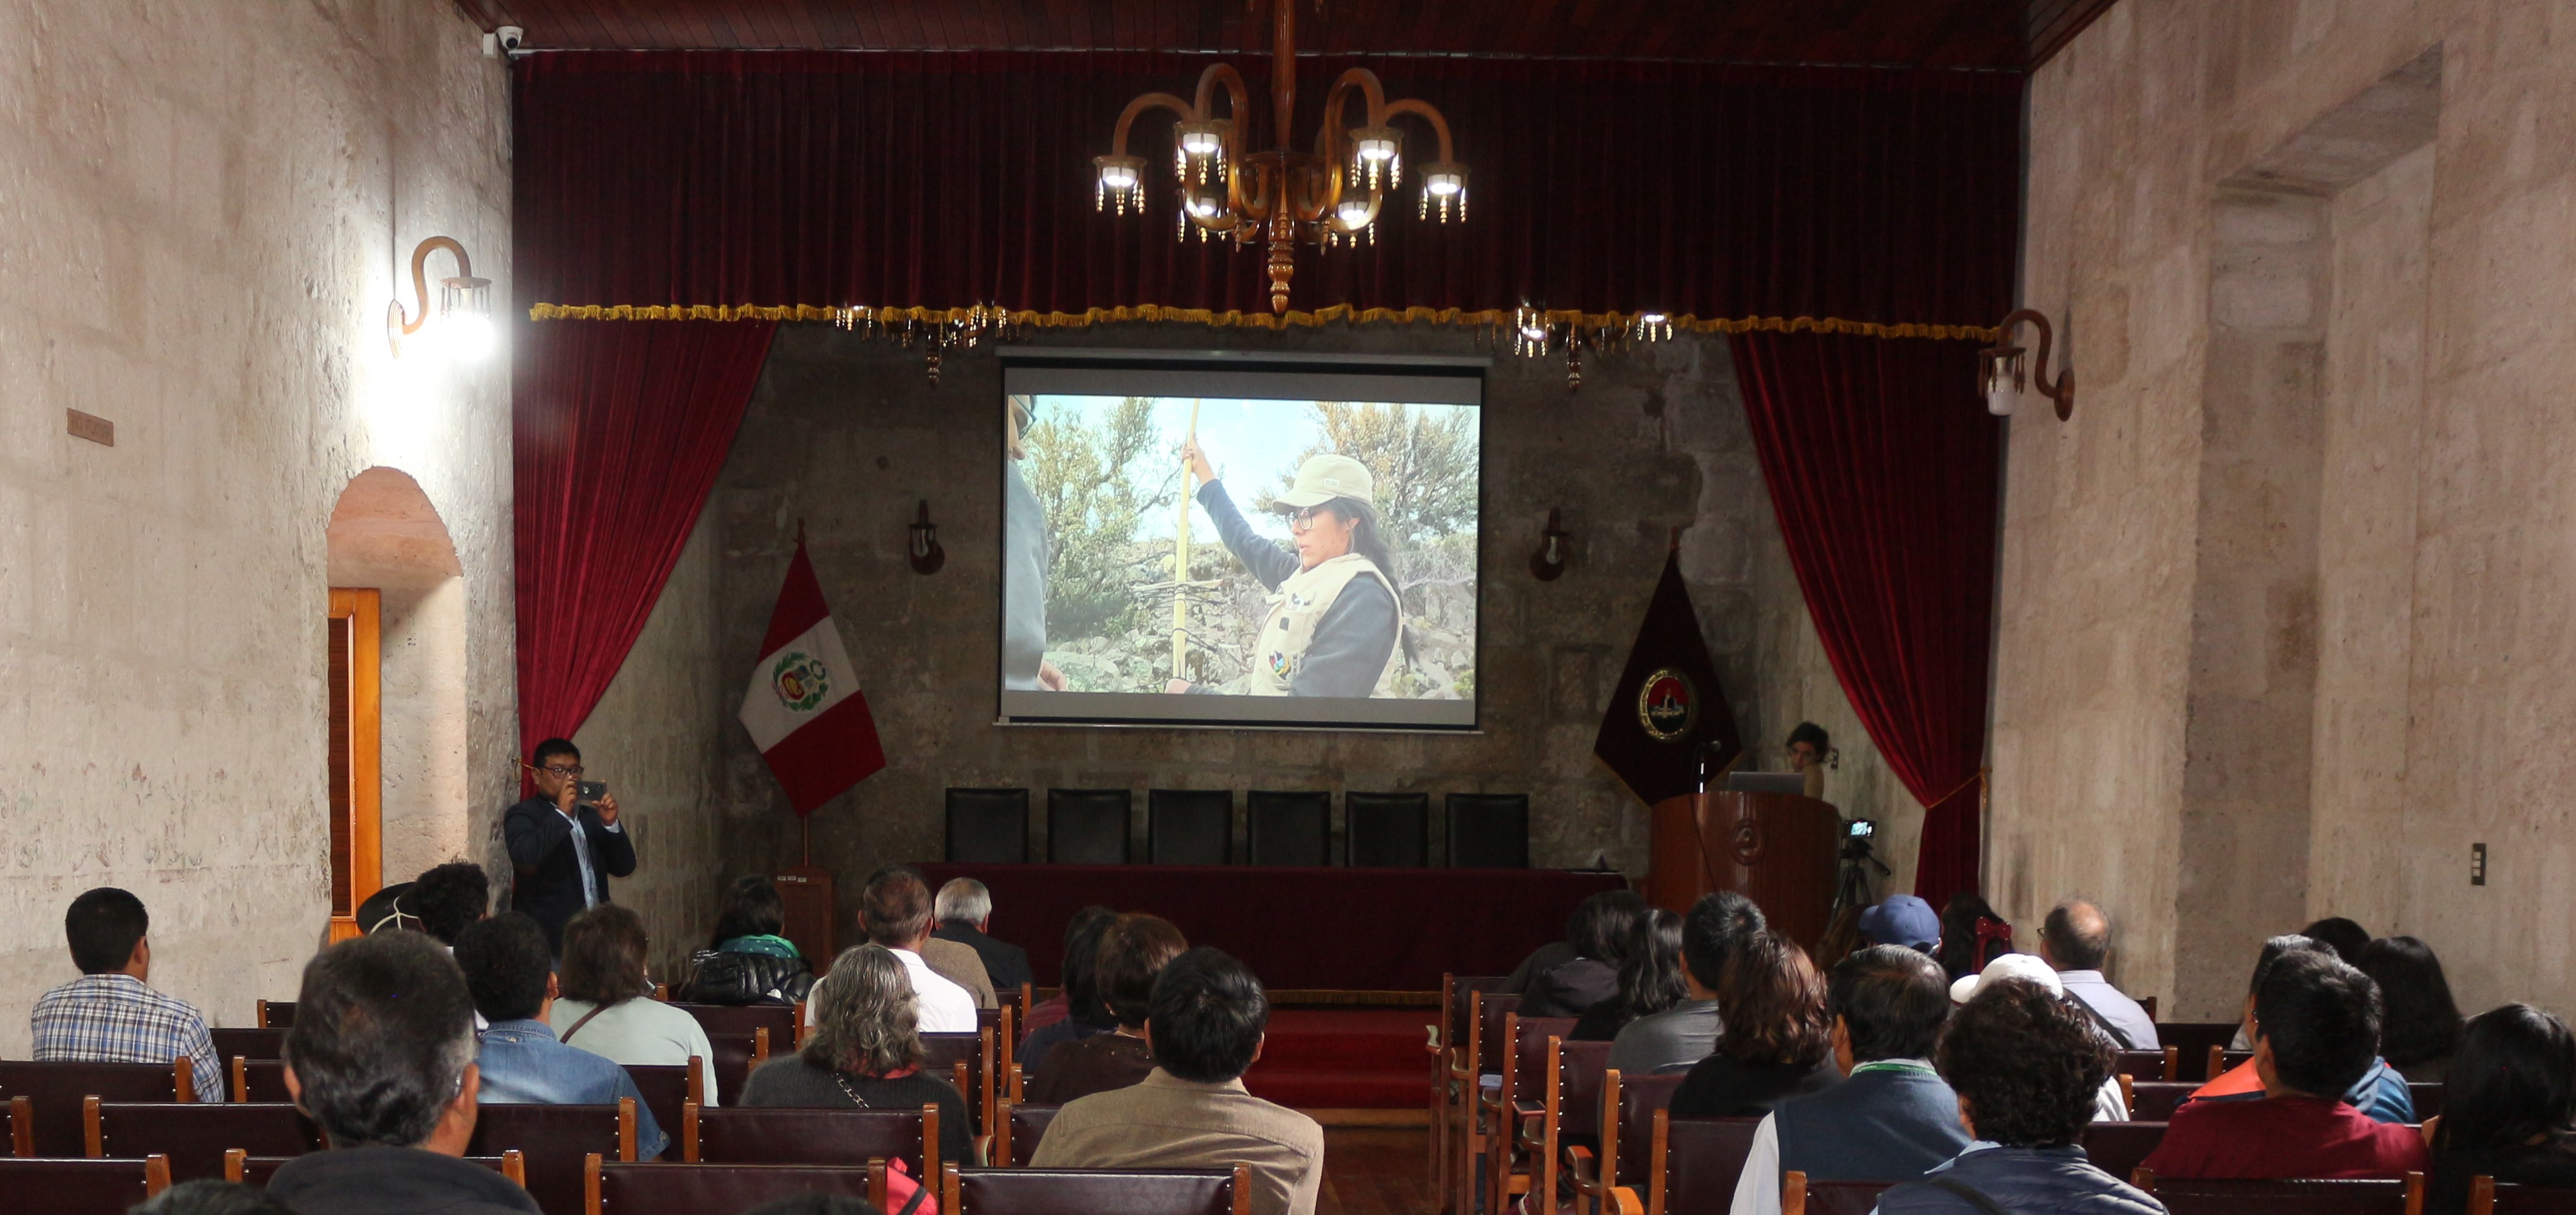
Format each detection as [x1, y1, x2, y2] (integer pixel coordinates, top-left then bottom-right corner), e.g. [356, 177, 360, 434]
[1251, 552, 1402, 696]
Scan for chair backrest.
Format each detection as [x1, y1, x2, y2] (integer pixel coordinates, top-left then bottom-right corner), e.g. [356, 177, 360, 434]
[2116, 1048, 2172, 1082]
[595, 1158, 884, 1215]
[1146, 789, 1234, 864]
[2154, 1023, 2239, 1081]
[948, 788, 1032, 863]
[207, 1028, 286, 1062]
[703, 1030, 771, 1107]
[623, 1064, 695, 1148]
[233, 1153, 519, 1189]
[1047, 789, 1135, 863]
[670, 1003, 799, 1045]
[1245, 790, 1331, 866]
[1479, 994, 1533, 1073]
[465, 1100, 633, 1215]
[997, 1103, 1060, 1167]
[1801, 1178, 1896, 1215]
[1614, 1073, 1688, 1185]
[255, 1000, 297, 1028]
[2077, 1121, 2166, 1184]
[1508, 1016, 1580, 1104]
[92, 1102, 320, 1180]
[1657, 1115, 1764, 1215]
[690, 1104, 932, 1173]
[0, 1156, 166, 1214]
[233, 1059, 291, 1103]
[2489, 1180, 2576, 1213]
[950, 1165, 1244, 1215]
[2127, 1081, 2195, 1122]
[921, 1030, 992, 1133]
[1444, 793, 1530, 869]
[2411, 1082, 2446, 1119]
[0, 1062, 186, 1158]
[1554, 1040, 1617, 1137]
[1445, 975, 1510, 1052]
[1345, 791, 1430, 867]
[2144, 1177, 2413, 1214]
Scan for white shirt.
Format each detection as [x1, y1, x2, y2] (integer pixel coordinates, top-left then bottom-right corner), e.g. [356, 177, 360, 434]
[805, 946, 979, 1035]
[556, 805, 623, 907]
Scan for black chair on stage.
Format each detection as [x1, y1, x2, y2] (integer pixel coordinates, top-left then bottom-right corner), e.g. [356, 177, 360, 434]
[1346, 791, 1430, 868]
[1245, 791, 1332, 867]
[1148, 789, 1233, 864]
[1047, 789, 1133, 864]
[946, 788, 1030, 863]
[1445, 793, 1530, 868]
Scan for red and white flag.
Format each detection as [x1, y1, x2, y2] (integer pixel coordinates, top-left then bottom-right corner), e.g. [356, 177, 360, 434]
[739, 540, 885, 813]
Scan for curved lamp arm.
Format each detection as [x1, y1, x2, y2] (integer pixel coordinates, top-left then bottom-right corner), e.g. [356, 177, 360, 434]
[386, 236, 487, 357]
[1980, 308, 2076, 420]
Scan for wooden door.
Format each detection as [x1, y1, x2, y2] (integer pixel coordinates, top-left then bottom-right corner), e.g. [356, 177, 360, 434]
[326, 589, 383, 942]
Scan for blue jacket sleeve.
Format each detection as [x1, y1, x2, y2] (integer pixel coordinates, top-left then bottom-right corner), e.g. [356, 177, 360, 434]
[1195, 480, 1300, 591]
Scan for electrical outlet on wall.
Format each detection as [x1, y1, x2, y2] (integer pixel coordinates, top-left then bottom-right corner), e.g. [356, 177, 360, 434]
[2473, 842, 2488, 886]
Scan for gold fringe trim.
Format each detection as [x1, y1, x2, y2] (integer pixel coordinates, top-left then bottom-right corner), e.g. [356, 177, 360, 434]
[528, 301, 1997, 342]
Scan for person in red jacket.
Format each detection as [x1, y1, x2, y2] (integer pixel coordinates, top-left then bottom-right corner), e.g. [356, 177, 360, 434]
[2143, 949, 2429, 1180]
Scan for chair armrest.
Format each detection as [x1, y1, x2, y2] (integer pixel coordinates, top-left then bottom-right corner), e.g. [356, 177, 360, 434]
[1567, 1144, 1604, 1197]
[1609, 1184, 1647, 1215]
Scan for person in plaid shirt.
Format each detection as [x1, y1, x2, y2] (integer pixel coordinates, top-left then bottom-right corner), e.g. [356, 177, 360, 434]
[29, 887, 224, 1102]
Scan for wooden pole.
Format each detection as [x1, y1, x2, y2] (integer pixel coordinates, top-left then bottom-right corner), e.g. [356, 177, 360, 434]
[1172, 400, 1201, 680]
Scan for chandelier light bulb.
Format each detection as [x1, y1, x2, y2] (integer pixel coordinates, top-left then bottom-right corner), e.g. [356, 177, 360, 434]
[1094, 154, 1146, 215]
[1419, 163, 1469, 223]
[1177, 120, 1228, 158]
[1985, 353, 2025, 416]
[1336, 195, 1375, 228]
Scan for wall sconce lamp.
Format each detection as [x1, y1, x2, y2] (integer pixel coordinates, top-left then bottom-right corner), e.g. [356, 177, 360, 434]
[1979, 308, 2073, 420]
[1529, 509, 1570, 581]
[908, 500, 946, 574]
[388, 236, 494, 361]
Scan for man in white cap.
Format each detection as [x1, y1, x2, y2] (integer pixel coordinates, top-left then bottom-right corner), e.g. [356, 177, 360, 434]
[1948, 951, 2132, 1122]
[1175, 443, 1401, 698]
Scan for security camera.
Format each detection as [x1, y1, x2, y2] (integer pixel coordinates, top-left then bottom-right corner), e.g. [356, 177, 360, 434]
[495, 26, 525, 52]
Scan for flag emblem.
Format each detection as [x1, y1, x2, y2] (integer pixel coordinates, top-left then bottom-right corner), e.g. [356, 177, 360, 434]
[1637, 668, 1696, 741]
[771, 651, 830, 712]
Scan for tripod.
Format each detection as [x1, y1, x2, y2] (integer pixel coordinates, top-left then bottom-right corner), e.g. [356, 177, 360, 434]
[1831, 832, 1893, 922]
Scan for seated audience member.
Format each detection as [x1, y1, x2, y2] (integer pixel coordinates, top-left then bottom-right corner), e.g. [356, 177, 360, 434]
[1946, 953, 2131, 1121]
[136, 1178, 297, 1214]
[2142, 950, 2427, 1180]
[1022, 907, 1121, 1071]
[742, 945, 974, 1168]
[1670, 931, 1839, 1117]
[411, 863, 492, 945]
[921, 929, 999, 1011]
[679, 876, 815, 1006]
[549, 905, 720, 1105]
[1499, 889, 1646, 1001]
[1877, 976, 2163, 1214]
[932, 877, 1034, 994]
[1731, 945, 1968, 1215]
[30, 887, 224, 1102]
[2427, 1003, 2576, 1215]
[2300, 916, 2373, 964]
[1609, 893, 1762, 1073]
[1027, 913, 1188, 1103]
[1860, 893, 1943, 954]
[2040, 897, 2159, 1050]
[1937, 893, 2013, 980]
[265, 932, 540, 1214]
[826, 866, 976, 1034]
[1573, 908, 1685, 1042]
[1032, 948, 1325, 1215]
[2360, 935, 2463, 1083]
[2195, 934, 2415, 1123]
[1517, 890, 1648, 1017]
[451, 913, 667, 1159]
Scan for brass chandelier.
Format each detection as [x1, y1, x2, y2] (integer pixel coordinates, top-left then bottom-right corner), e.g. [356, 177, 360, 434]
[1093, 0, 1468, 315]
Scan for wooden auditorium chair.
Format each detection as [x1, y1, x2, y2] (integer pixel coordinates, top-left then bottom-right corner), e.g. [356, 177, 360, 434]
[2152, 1023, 2236, 1081]
[207, 1027, 286, 1062]
[2207, 1047, 2254, 1079]
[0, 1154, 170, 1214]
[2130, 1167, 2425, 1214]
[682, 1102, 937, 1178]
[87, 1100, 321, 1180]
[992, 1101, 1060, 1167]
[1443, 793, 1530, 869]
[1531, 1040, 1617, 1212]
[2413, 1083, 2447, 1119]
[1430, 976, 1508, 1211]
[2468, 1177, 2576, 1212]
[2117, 1047, 2178, 1081]
[254, 999, 296, 1028]
[0, 1059, 197, 1158]
[7, 1094, 28, 1157]
[700, 1030, 772, 1107]
[1148, 788, 1234, 864]
[947, 787, 1032, 863]
[2126, 1081, 2195, 1122]
[588, 1157, 891, 1215]
[1478, 1011, 1574, 1215]
[2076, 1120, 2166, 1184]
[921, 1027, 997, 1135]
[1047, 788, 1135, 864]
[230, 1057, 292, 1103]
[1345, 792, 1430, 867]
[668, 1001, 798, 1047]
[620, 1060, 705, 1151]
[1614, 1110, 1765, 1215]
[1444, 987, 1522, 1212]
[1245, 790, 1331, 866]
[1568, 1068, 1686, 1215]
[1781, 1170, 1897, 1215]
[942, 1163, 1249, 1215]
[466, 1097, 638, 1215]
[229, 1148, 524, 1188]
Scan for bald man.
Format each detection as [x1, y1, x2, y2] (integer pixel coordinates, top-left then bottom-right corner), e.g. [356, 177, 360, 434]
[2041, 899, 2159, 1050]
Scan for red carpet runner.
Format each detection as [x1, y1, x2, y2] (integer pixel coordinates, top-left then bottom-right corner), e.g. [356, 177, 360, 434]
[1240, 1009, 1435, 1110]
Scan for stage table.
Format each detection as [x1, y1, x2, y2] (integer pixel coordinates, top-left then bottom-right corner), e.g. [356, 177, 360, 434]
[915, 863, 1627, 992]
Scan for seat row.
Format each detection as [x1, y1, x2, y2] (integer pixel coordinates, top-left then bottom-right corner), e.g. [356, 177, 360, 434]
[947, 786, 1532, 868]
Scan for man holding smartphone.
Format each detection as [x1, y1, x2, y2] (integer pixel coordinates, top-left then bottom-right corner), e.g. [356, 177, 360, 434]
[504, 737, 637, 955]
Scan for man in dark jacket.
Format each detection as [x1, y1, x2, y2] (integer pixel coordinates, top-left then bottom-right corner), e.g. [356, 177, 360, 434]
[931, 877, 1034, 994]
[502, 738, 635, 954]
[1876, 975, 2164, 1214]
[267, 932, 539, 1215]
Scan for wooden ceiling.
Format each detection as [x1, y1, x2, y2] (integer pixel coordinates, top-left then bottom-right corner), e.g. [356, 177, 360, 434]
[454, 0, 2118, 71]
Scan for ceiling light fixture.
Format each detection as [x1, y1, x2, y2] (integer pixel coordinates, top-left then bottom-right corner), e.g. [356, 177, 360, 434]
[1501, 305, 1674, 391]
[387, 236, 492, 361]
[1094, 0, 1467, 314]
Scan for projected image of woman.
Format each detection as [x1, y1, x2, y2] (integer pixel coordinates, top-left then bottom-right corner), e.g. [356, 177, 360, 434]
[1003, 397, 1066, 692]
[1169, 440, 1401, 697]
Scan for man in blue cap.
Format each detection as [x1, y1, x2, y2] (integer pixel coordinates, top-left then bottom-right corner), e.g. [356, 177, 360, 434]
[1857, 894, 1941, 955]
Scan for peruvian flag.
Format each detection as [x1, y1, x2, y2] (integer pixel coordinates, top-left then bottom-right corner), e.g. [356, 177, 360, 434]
[739, 540, 885, 813]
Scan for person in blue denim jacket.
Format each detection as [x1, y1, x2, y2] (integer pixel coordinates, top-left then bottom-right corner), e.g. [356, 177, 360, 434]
[453, 912, 667, 1159]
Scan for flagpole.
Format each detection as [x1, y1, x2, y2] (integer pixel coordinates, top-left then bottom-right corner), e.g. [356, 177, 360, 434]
[1171, 400, 1201, 681]
[800, 813, 811, 867]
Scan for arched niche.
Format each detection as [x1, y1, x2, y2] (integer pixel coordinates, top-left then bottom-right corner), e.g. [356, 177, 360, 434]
[326, 467, 469, 897]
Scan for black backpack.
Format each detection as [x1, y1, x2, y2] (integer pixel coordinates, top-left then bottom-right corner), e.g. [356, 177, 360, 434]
[677, 950, 816, 1006]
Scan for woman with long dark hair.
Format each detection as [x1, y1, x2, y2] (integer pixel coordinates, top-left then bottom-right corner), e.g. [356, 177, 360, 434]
[1170, 442, 1403, 697]
[2360, 935, 2464, 1083]
[1938, 892, 2013, 980]
[2428, 1004, 2576, 1213]
[1571, 908, 1689, 1041]
[1669, 931, 1839, 1116]
[678, 875, 815, 1005]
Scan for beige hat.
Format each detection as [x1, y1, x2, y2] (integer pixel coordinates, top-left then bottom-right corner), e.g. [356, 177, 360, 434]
[1273, 454, 1376, 509]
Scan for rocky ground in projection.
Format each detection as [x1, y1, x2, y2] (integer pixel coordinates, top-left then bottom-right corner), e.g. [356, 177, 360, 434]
[1025, 397, 1480, 698]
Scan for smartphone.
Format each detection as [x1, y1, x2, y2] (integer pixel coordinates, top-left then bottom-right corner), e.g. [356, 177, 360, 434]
[577, 780, 608, 802]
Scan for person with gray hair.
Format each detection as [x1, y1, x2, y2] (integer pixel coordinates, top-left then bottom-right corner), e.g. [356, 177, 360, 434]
[263, 932, 538, 1214]
[2040, 897, 2159, 1050]
[742, 944, 973, 1166]
[931, 876, 1032, 994]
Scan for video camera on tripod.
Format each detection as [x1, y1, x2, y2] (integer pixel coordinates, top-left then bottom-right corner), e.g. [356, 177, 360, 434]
[1834, 817, 1892, 917]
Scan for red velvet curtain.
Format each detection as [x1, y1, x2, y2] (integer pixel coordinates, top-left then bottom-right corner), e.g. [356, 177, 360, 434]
[512, 319, 777, 768]
[1731, 332, 2000, 910]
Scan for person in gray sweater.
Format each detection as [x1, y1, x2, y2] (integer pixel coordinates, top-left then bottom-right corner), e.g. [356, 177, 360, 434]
[1608, 891, 1764, 1074]
[741, 944, 972, 1167]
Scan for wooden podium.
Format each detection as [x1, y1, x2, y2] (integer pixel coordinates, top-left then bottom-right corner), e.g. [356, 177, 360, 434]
[1647, 790, 1842, 951]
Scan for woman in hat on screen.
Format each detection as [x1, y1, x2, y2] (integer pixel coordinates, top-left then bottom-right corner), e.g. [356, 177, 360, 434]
[1171, 440, 1402, 697]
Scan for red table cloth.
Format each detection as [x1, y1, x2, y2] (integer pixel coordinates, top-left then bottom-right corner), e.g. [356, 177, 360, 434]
[914, 863, 1627, 991]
